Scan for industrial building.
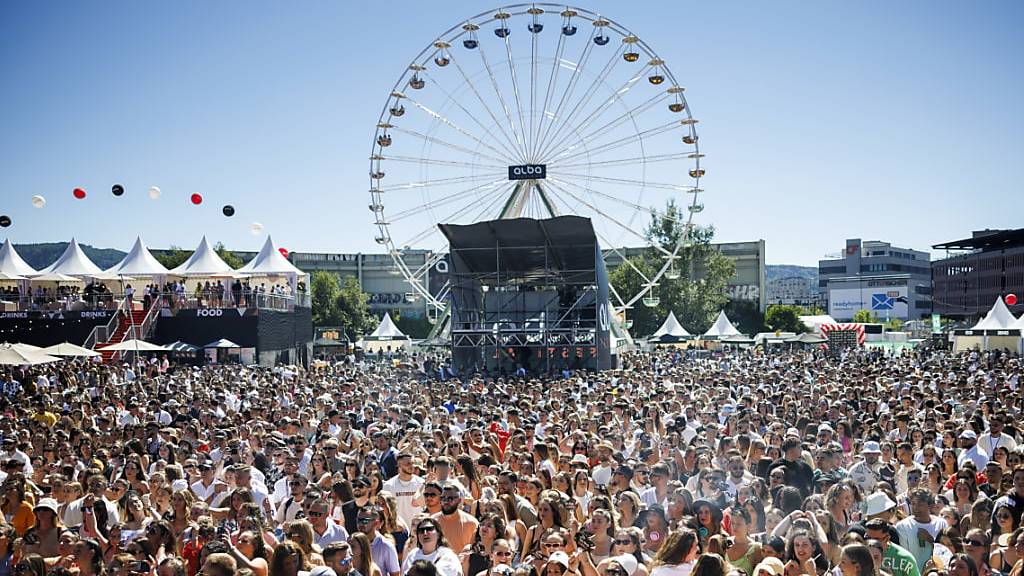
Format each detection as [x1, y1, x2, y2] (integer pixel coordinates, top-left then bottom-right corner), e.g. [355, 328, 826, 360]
[932, 228, 1024, 320]
[818, 239, 931, 321]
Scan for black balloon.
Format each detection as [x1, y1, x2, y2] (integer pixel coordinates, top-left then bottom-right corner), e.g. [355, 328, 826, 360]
[0, 215, 10, 227]
[222, 205, 235, 217]
[112, 184, 125, 196]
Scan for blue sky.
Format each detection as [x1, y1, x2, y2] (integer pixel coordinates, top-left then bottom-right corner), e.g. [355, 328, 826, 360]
[0, 1, 1020, 266]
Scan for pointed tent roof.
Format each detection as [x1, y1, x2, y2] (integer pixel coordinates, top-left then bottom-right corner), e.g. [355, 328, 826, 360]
[703, 310, 743, 338]
[170, 236, 234, 276]
[0, 240, 38, 276]
[237, 236, 304, 276]
[972, 297, 1018, 330]
[651, 311, 691, 339]
[366, 312, 408, 340]
[39, 238, 102, 276]
[107, 237, 169, 276]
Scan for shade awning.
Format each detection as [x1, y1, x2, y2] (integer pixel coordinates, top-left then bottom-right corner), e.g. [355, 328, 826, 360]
[98, 339, 169, 352]
[203, 338, 242, 349]
[41, 342, 102, 357]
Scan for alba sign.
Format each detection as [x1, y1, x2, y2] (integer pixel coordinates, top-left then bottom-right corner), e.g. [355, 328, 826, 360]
[508, 164, 547, 180]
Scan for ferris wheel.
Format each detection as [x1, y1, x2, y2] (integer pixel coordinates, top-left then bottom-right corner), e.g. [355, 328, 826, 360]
[369, 3, 705, 318]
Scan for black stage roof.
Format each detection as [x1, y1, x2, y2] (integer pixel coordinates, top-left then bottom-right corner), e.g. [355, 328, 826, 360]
[932, 228, 1024, 251]
[439, 216, 597, 277]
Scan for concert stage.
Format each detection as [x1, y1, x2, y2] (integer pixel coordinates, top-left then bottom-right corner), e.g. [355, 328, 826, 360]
[440, 216, 613, 375]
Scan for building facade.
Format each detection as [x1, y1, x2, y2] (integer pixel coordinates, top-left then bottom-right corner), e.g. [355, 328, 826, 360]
[932, 228, 1024, 320]
[819, 239, 931, 321]
[767, 276, 824, 308]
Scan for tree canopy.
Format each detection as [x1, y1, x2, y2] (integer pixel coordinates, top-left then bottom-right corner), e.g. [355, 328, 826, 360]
[609, 199, 735, 337]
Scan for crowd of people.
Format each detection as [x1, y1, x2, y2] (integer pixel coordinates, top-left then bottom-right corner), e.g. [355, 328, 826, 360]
[0, 346, 1022, 576]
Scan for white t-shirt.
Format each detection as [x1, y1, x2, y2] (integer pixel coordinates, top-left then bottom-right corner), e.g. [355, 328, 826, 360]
[651, 562, 694, 576]
[382, 474, 425, 527]
[401, 546, 462, 576]
[894, 516, 947, 569]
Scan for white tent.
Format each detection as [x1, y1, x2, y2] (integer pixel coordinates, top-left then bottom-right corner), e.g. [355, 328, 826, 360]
[360, 312, 410, 354]
[37, 238, 102, 276]
[368, 312, 408, 340]
[972, 297, 1018, 330]
[0, 240, 38, 276]
[106, 237, 169, 276]
[170, 236, 234, 276]
[650, 311, 691, 342]
[238, 236, 304, 276]
[1012, 312, 1024, 330]
[703, 310, 743, 339]
[799, 314, 837, 333]
[237, 236, 307, 297]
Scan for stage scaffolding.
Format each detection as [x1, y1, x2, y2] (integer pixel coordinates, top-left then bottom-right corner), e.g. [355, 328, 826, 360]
[439, 216, 612, 375]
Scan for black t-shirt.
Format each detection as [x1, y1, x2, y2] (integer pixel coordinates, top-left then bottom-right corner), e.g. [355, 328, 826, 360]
[342, 499, 364, 535]
[770, 457, 815, 497]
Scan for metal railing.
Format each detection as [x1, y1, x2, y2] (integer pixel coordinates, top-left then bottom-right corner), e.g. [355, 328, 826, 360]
[83, 297, 131, 349]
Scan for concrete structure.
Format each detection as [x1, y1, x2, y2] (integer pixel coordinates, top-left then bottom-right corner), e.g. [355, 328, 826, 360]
[818, 239, 931, 321]
[289, 250, 439, 319]
[603, 240, 767, 312]
[767, 276, 824, 308]
[932, 228, 1024, 320]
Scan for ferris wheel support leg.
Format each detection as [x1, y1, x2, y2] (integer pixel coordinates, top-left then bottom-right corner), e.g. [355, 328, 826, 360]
[534, 183, 561, 217]
[425, 302, 452, 344]
[499, 181, 529, 219]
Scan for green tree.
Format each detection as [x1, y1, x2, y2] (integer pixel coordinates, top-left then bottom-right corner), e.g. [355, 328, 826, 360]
[213, 242, 244, 269]
[336, 276, 373, 338]
[727, 300, 768, 335]
[765, 304, 809, 333]
[153, 246, 192, 269]
[609, 199, 735, 336]
[310, 271, 342, 326]
[852, 309, 879, 323]
[393, 310, 433, 339]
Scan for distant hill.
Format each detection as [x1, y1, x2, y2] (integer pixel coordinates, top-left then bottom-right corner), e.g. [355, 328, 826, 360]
[13, 243, 127, 270]
[766, 264, 817, 283]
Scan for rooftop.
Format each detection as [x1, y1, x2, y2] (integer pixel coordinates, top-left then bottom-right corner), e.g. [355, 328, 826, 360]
[932, 228, 1024, 251]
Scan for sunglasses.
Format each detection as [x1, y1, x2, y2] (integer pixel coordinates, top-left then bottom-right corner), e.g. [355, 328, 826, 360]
[966, 540, 987, 547]
[417, 525, 437, 534]
[614, 539, 633, 545]
[441, 495, 460, 502]
[424, 492, 440, 498]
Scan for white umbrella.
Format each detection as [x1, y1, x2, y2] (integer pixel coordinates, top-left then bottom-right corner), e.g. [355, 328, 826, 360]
[31, 272, 81, 282]
[9, 342, 42, 352]
[0, 272, 27, 281]
[0, 344, 61, 365]
[41, 342, 102, 357]
[203, 338, 242, 349]
[87, 272, 136, 282]
[98, 339, 169, 352]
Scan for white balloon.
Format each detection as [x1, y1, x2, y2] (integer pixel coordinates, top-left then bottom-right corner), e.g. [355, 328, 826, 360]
[31, 195, 46, 208]
[250, 222, 264, 235]
[148, 186, 162, 199]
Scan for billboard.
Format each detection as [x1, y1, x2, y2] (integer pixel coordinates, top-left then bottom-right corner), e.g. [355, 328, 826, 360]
[829, 285, 909, 320]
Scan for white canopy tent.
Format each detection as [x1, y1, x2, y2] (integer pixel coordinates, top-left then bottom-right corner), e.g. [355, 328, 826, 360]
[237, 236, 307, 296]
[106, 237, 169, 277]
[971, 296, 1018, 330]
[359, 312, 410, 354]
[170, 236, 235, 276]
[37, 238, 103, 277]
[799, 314, 838, 334]
[703, 311, 743, 339]
[0, 240, 38, 276]
[649, 311, 692, 343]
[953, 297, 1023, 353]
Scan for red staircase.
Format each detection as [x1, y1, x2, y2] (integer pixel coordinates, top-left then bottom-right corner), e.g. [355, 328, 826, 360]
[98, 309, 148, 363]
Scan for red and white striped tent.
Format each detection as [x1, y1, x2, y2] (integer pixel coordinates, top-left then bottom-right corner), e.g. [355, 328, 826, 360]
[820, 323, 866, 345]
